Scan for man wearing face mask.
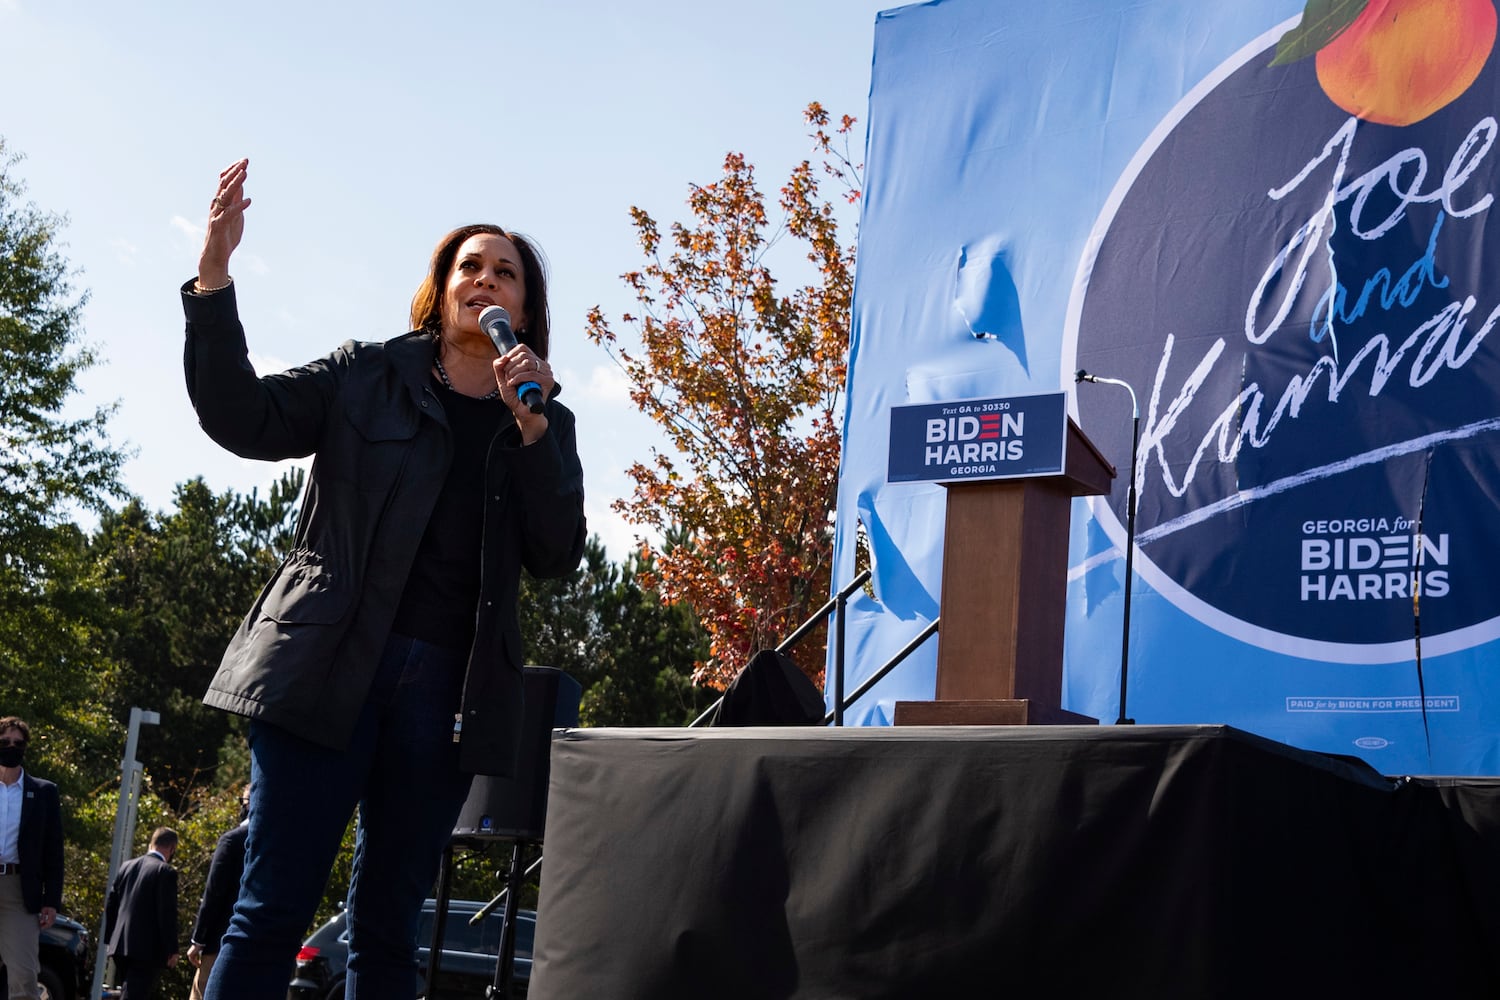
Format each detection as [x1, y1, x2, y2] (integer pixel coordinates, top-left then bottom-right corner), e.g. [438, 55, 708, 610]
[0, 716, 65, 1000]
[186, 787, 250, 1000]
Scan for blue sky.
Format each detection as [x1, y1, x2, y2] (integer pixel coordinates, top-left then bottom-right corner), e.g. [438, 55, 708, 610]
[0, 0, 889, 556]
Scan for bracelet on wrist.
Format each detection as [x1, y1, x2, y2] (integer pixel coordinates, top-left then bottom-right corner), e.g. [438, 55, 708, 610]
[193, 276, 233, 295]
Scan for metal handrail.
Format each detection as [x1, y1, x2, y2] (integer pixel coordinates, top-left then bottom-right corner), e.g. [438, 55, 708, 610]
[689, 569, 872, 727]
[782, 568, 872, 652]
[823, 617, 939, 725]
[690, 570, 941, 728]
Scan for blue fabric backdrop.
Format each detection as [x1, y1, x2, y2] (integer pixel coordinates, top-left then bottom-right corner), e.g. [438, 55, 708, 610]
[833, 0, 1500, 775]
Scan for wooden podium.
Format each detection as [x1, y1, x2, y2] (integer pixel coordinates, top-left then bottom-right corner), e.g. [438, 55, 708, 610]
[895, 419, 1115, 726]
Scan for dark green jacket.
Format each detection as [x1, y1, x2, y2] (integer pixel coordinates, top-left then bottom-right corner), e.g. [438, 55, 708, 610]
[181, 281, 586, 776]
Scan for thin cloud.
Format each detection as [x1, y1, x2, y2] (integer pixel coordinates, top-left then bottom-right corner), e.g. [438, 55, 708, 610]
[238, 455, 311, 497]
[112, 238, 139, 265]
[587, 495, 655, 557]
[170, 215, 202, 240]
[247, 351, 295, 377]
[167, 216, 269, 275]
[565, 363, 632, 404]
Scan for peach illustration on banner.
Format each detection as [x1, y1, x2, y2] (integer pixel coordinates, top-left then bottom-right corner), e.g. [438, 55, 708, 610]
[1273, 0, 1498, 126]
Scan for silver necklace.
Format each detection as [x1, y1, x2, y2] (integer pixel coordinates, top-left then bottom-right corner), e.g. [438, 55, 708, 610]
[432, 352, 499, 400]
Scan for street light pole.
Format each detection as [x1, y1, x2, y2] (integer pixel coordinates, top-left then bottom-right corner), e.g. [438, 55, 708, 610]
[91, 708, 159, 1000]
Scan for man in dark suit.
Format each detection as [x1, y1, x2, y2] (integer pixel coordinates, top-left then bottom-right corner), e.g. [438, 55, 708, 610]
[104, 828, 180, 1000]
[186, 787, 249, 1000]
[0, 715, 65, 1000]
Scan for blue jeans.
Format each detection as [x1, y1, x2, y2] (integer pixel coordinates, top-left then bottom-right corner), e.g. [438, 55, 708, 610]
[204, 635, 476, 1000]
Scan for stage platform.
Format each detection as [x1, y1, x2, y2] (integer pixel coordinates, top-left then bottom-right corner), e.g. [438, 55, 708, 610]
[529, 725, 1500, 999]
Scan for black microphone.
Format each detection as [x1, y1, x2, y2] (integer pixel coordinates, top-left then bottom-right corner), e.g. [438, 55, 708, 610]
[478, 305, 545, 414]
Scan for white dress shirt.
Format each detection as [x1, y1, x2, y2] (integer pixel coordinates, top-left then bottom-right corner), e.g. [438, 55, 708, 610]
[0, 768, 25, 864]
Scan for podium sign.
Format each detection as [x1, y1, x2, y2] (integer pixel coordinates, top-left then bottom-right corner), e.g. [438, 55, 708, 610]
[893, 409, 1115, 727]
[887, 392, 1067, 484]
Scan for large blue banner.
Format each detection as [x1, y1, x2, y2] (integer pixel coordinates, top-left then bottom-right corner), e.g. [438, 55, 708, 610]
[835, 0, 1500, 774]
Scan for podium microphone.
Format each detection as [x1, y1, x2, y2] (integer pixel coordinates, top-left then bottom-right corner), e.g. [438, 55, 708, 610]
[1075, 368, 1139, 725]
[479, 305, 545, 414]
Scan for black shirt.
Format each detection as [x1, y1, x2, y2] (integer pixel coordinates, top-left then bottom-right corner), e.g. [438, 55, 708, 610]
[391, 377, 508, 650]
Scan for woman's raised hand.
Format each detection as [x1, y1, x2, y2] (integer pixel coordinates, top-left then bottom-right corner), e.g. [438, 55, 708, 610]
[199, 158, 251, 289]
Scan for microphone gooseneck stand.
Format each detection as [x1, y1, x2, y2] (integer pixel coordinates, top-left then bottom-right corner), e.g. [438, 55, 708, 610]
[426, 836, 535, 1000]
[1076, 369, 1140, 725]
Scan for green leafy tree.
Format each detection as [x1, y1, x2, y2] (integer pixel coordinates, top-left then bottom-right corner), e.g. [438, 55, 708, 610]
[88, 471, 303, 802]
[582, 542, 713, 726]
[0, 522, 122, 804]
[585, 104, 861, 687]
[520, 535, 712, 726]
[73, 784, 252, 1000]
[64, 472, 302, 978]
[519, 536, 612, 683]
[0, 137, 128, 799]
[0, 138, 127, 578]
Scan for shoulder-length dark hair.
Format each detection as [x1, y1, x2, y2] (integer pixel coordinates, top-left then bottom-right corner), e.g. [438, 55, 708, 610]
[409, 224, 552, 359]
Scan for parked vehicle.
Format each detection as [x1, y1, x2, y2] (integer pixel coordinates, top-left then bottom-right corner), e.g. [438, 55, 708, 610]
[287, 898, 533, 1000]
[0, 913, 90, 1000]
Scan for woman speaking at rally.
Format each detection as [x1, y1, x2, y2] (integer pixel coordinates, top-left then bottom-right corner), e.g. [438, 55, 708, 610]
[181, 158, 586, 1000]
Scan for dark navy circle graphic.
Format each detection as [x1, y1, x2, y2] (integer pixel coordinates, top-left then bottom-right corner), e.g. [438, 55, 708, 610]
[1068, 19, 1500, 660]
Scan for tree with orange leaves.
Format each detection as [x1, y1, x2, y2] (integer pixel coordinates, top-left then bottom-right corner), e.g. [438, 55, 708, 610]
[586, 103, 861, 688]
